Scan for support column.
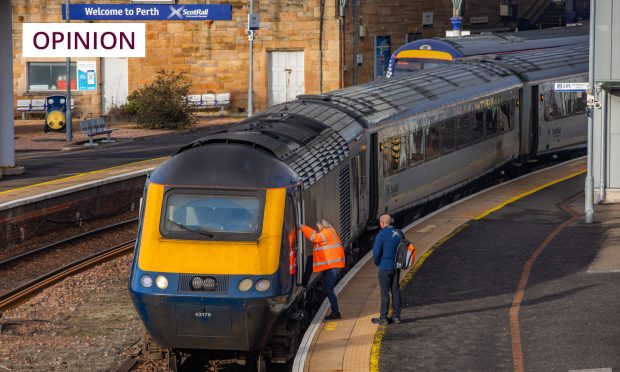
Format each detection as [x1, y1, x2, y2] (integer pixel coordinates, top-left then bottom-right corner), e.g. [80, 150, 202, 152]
[0, 0, 15, 176]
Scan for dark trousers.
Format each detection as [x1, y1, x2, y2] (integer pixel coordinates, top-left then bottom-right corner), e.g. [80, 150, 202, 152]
[378, 269, 401, 319]
[323, 268, 342, 314]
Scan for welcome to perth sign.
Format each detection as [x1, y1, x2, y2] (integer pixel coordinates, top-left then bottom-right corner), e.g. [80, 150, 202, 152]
[23, 23, 146, 58]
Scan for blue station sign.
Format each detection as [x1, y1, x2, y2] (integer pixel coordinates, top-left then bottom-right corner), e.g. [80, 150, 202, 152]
[62, 4, 232, 21]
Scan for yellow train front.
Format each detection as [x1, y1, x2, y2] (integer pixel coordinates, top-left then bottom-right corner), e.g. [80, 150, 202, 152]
[128, 139, 306, 364]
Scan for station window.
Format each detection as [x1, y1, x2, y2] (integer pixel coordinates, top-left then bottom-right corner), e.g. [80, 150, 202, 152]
[439, 119, 456, 154]
[408, 130, 424, 166]
[485, 107, 498, 137]
[424, 127, 440, 160]
[27, 62, 77, 91]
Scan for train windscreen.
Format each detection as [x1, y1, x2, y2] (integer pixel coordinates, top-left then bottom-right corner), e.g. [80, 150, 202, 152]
[393, 58, 450, 76]
[161, 190, 263, 239]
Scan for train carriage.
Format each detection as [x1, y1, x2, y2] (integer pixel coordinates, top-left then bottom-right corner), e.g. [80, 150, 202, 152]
[387, 25, 588, 77]
[129, 45, 589, 370]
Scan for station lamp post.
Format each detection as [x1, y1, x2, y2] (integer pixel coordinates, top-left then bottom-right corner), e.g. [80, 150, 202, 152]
[65, 0, 73, 142]
[247, 1, 259, 117]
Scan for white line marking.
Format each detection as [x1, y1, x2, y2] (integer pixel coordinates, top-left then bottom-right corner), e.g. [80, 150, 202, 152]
[0, 168, 155, 211]
[569, 368, 612, 372]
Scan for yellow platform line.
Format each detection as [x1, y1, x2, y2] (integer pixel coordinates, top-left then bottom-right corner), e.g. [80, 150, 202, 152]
[369, 168, 586, 372]
[0, 157, 168, 196]
[369, 224, 466, 372]
[474, 169, 586, 220]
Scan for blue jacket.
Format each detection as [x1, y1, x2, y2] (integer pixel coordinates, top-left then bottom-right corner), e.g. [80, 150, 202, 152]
[373, 226, 401, 271]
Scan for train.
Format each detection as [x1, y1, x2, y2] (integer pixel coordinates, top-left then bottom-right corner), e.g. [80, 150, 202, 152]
[386, 25, 588, 77]
[128, 44, 589, 371]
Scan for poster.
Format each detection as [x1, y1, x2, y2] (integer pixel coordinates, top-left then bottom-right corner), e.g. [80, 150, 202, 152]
[77, 61, 97, 91]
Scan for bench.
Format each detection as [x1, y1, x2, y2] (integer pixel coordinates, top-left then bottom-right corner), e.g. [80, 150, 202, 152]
[186, 93, 230, 113]
[79, 117, 115, 146]
[16, 98, 76, 119]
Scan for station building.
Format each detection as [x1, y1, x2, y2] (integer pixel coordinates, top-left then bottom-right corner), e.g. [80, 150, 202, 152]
[11, 0, 588, 117]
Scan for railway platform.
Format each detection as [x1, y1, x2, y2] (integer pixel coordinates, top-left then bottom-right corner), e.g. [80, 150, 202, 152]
[296, 157, 620, 371]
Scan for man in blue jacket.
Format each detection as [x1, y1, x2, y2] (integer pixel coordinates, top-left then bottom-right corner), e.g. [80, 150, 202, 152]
[371, 214, 402, 325]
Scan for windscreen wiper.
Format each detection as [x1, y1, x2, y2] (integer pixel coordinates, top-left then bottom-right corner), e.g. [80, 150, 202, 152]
[167, 219, 214, 238]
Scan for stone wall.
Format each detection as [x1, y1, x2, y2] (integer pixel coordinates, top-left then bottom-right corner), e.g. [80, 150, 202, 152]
[12, 0, 508, 116]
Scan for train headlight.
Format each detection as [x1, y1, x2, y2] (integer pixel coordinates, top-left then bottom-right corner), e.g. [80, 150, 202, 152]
[238, 278, 253, 292]
[140, 275, 153, 288]
[203, 277, 217, 291]
[255, 279, 271, 292]
[191, 277, 203, 290]
[155, 275, 169, 289]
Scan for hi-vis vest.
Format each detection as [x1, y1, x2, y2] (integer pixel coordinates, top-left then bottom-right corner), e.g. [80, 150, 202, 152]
[300, 225, 345, 272]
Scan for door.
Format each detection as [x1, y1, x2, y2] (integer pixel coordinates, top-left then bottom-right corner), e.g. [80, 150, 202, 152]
[101, 57, 128, 115]
[269, 51, 304, 106]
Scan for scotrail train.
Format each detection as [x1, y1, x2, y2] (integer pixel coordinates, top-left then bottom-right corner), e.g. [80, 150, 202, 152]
[386, 25, 588, 77]
[129, 45, 589, 371]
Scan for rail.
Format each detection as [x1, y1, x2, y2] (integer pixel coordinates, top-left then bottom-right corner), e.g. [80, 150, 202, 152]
[0, 240, 135, 311]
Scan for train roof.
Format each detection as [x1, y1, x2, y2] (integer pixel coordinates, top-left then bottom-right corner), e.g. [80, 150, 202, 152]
[392, 25, 588, 59]
[174, 45, 588, 189]
[302, 45, 588, 130]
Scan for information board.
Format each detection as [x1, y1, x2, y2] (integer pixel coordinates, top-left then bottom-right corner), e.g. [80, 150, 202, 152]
[77, 61, 97, 91]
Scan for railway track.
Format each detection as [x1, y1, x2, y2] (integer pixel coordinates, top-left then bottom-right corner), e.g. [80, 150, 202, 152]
[0, 240, 135, 311]
[0, 219, 138, 311]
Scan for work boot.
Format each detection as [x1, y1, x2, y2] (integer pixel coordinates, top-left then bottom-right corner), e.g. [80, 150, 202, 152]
[371, 317, 388, 325]
[325, 312, 341, 320]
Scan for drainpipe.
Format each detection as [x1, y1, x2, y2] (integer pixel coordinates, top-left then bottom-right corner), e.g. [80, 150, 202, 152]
[599, 86, 607, 203]
[319, 0, 325, 93]
[339, 0, 346, 89]
[584, 0, 595, 223]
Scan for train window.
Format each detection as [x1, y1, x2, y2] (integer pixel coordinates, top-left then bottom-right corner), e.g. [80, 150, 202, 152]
[409, 130, 424, 166]
[499, 103, 511, 132]
[382, 136, 408, 175]
[439, 119, 455, 154]
[485, 108, 498, 137]
[573, 92, 587, 115]
[545, 91, 574, 121]
[160, 190, 264, 241]
[456, 114, 471, 148]
[425, 127, 440, 160]
[472, 111, 484, 142]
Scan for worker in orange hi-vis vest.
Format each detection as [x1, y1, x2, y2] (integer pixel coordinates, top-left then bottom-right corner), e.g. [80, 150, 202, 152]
[299, 219, 345, 320]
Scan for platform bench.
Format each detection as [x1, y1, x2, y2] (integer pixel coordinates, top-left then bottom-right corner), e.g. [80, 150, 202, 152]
[186, 93, 230, 113]
[79, 117, 115, 146]
[16, 98, 77, 119]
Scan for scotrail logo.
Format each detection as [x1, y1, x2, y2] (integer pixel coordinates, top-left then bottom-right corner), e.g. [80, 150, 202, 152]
[167, 5, 184, 19]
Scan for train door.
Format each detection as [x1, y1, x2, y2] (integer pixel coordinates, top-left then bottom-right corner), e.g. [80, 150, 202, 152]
[530, 85, 540, 156]
[350, 149, 368, 232]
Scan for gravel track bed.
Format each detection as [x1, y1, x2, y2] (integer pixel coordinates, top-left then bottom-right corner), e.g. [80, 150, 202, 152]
[0, 223, 138, 296]
[1, 210, 139, 263]
[0, 254, 168, 371]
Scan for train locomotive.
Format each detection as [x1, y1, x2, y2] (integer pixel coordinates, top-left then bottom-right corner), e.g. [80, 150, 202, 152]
[128, 45, 589, 370]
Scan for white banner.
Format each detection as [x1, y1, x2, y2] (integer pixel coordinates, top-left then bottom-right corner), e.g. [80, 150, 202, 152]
[23, 23, 145, 58]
